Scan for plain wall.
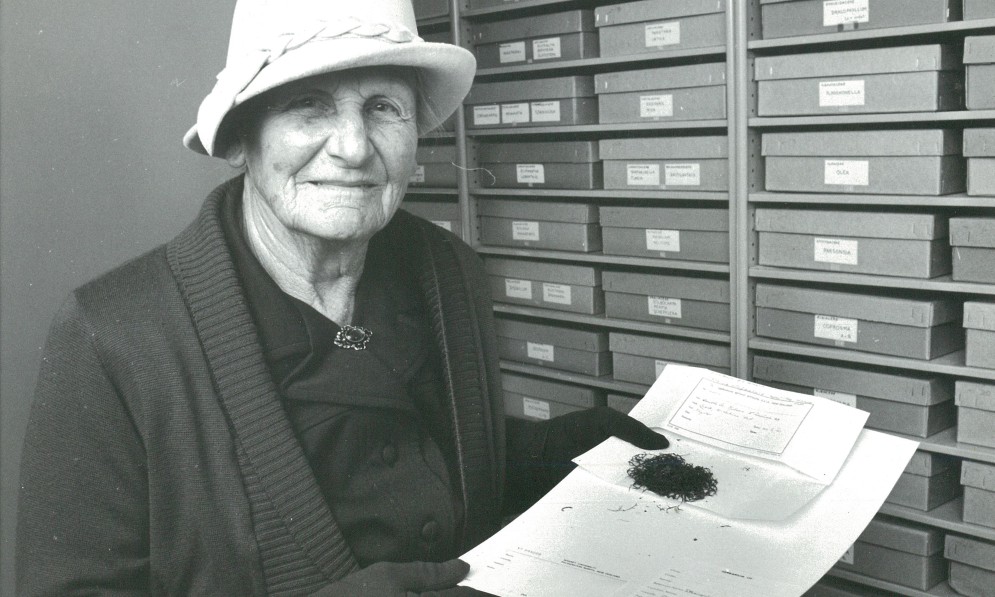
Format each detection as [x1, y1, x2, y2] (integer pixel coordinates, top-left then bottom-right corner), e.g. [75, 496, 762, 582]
[1, 2, 237, 594]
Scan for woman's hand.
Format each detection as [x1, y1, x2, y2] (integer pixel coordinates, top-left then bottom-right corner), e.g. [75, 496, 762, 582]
[309, 559, 493, 596]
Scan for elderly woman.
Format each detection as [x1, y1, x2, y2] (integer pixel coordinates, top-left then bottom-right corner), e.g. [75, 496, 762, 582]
[16, 0, 667, 595]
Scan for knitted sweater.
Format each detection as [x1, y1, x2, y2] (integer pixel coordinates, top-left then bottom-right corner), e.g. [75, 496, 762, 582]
[16, 178, 506, 596]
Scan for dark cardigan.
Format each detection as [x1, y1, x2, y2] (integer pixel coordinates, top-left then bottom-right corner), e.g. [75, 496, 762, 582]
[16, 178, 506, 596]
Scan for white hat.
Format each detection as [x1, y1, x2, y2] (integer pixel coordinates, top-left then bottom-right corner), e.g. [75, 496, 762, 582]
[184, 0, 476, 156]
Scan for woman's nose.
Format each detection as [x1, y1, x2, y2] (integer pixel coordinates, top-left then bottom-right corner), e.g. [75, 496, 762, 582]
[322, 109, 373, 166]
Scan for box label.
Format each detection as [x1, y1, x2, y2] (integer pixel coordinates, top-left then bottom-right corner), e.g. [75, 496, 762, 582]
[646, 229, 681, 252]
[839, 543, 855, 565]
[409, 165, 426, 184]
[499, 41, 526, 63]
[823, 0, 870, 27]
[645, 21, 681, 47]
[431, 220, 452, 232]
[648, 296, 682, 319]
[640, 94, 674, 118]
[824, 160, 869, 186]
[627, 164, 660, 186]
[512, 220, 540, 241]
[526, 342, 555, 362]
[504, 278, 533, 300]
[815, 388, 858, 408]
[654, 359, 669, 378]
[542, 283, 573, 305]
[523, 397, 551, 420]
[814, 238, 859, 265]
[819, 80, 865, 107]
[814, 315, 858, 343]
[502, 102, 530, 124]
[531, 101, 562, 123]
[533, 37, 562, 60]
[665, 163, 701, 187]
[516, 164, 545, 184]
[473, 105, 501, 126]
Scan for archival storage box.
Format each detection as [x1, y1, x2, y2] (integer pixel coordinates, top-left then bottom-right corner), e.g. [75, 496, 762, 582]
[754, 208, 951, 278]
[470, 10, 598, 69]
[945, 534, 995, 597]
[885, 451, 960, 512]
[955, 381, 995, 449]
[759, 0, 959, 40]
[962, 128, 995, 196]
[964, 301, 995, 369]
[599, 136, 728, 191]
[410, 145, 457, 187]
[594, 62, 726, 124]
[602, 271, 730, 332]
[834, 516, 947, 591]
[478, 199, 601, 252]
[464, 76, 597, 129]
[494, 317, 611, 377]
[962, 460, 995, 529]
[477, 140, 602, 190]
[608, 393, 640, 414]
[484, 257, 603, 315]
[755, 44, 963, 117]
[594, 0, 726, 58]
[965, 0, 995, 21]
[951, 217, 995, 282]
[401, 201, 461, 237]
[412, 0, 448, 20]
[965, 36, 995, 110]
[762, 129, 965, 195]
[502, 373, 605, 421]
[599, 206, 729, 262]
[754, 283, 963, 360]
[752, 355, 955, 438]
[609, 332, 730, 385]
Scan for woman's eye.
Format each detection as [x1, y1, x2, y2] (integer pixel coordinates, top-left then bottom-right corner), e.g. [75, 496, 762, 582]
[287, 96, 322, 111]
[368, 99, 403, 118]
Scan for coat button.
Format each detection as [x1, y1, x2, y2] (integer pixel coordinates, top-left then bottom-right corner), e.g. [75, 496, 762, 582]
[382, 444, 397, 466]
[421, 519, 439, 542]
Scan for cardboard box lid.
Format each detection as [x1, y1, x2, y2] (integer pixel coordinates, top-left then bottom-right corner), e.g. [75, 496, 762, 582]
[479, 140, 599, 163]
[484, 257, 600, 286]
[595, 0, 726, 27]
[762, 130, 962, 157]
[964, 35, 995, 64]
[963, 128, 995, 157]
[964, 301, 995, 331]
[904, 450, 958, 477]
[478, 199, 599, 223]
[961, 459, 995, 492]
[858, 517, 945, 556]
[752, 355, 951, 406]
[595, 62, 726, 94]
[950, 217, 995, 247]
[501, 372, 601, 407]
[471, 9, 595, 44]
[754, 209, 947, 240]
[599, 206, 729, 231]
[754, 283, 961, 327]
[755, 44, 959, 81]
[599, 136, 728, 160]
[608, 332, 730, 366]
[416, 144, 456, 163]
[955, 380, 995, 412]
[465, 76, 595, 104]
[495, 317, 609, 351]
[945, 534, 995, 573]
[602, 271, 730, 302]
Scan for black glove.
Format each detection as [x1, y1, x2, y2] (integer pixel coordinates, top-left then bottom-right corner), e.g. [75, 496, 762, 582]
[505, 406, 669, 511]
[309, 559, 493, 596]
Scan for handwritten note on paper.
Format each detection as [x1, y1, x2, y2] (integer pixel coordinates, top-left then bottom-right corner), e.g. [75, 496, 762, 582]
[668, 378, 814, 455]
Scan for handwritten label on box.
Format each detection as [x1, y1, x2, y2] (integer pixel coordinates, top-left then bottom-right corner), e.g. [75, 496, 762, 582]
[527, 342, 555, 362]
[627, 164, 660, 186]
[542, 283, 573, 305]
[819, 80, 865, 107]
[824, 160, 869, 186]
[523, 397, 551, 420]
[645, 21, 680, 47]
[665, 163, 701, 186]
[814, 238, 859, 265]
[504, 279, 533, 300]
[516, 164, 545, 184]
[409, 165, 425, 184]
[648, 296, 682, 319]
[823, 0, 869, 27]
[533, 37, 562, 60]
[502, 103, 530, 124]
[646, 229, 681, 253]
[640, 94, 674, 118]
[814, 315, 858, 343]
[531, 101, 561, 123]
[512, 221, 540, 241]
[473, 105, 501, 126]
[499, 41, 526, 64]
[815, 388, 858, 408]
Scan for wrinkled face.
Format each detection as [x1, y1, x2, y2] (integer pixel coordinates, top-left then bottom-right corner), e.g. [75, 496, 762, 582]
[231, 67, 418, 244]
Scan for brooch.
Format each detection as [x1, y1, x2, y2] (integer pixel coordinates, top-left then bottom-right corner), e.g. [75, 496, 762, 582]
[334, 325, 373, 350]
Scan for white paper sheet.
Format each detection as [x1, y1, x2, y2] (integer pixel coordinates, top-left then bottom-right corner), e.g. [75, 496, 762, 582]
[461, 366, 917, 597]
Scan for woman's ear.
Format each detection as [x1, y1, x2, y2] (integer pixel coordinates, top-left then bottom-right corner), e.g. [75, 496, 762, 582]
[225, 141, 247, 169]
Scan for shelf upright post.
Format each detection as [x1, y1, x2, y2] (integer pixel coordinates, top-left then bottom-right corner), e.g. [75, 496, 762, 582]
[732, 0, 752, 379]
[449, 0, 476, 246]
